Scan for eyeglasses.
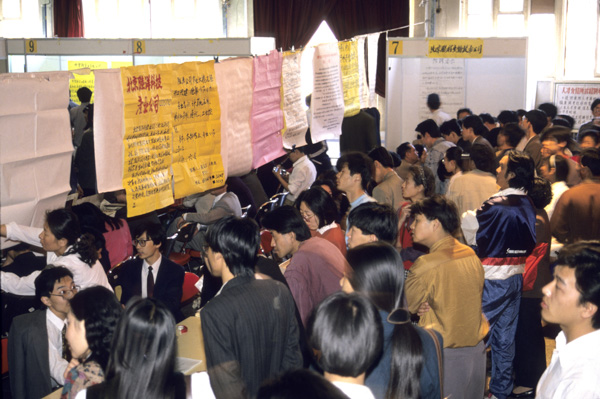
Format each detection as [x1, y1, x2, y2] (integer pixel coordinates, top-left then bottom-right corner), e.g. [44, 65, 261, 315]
[300, 211, 316, 220]
[50, 285, 80, 298]
[133, 238, 151, 247]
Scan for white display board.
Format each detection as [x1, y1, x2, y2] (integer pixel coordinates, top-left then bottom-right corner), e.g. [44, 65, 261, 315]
[386, 37, 527, 151]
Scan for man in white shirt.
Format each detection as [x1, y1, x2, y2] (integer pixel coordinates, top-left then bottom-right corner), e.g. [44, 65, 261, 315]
[427, 93, 451, 126]
[536, 241, 600, 398]
[273, 145, 317, 205]
[8, 267, 75, 399]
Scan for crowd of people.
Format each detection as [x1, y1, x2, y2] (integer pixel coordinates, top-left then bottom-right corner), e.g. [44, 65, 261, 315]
[1, 94, 600, 399]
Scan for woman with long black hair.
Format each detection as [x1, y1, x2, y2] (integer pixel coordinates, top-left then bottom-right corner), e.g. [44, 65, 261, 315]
[1, 208, 112, 294]
[341, 242, 443, 399]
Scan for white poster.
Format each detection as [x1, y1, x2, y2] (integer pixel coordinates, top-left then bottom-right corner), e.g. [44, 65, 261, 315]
[418, 58, 465, 123]
[311, 43, 345, 142]
[554, 83, 600, 128]
[367, 33, 379, 107]
[94, 68, 125, 194]
[357, 36, 370, 109]
[281, 51, 308, 149]
[0, 72, 73, 247]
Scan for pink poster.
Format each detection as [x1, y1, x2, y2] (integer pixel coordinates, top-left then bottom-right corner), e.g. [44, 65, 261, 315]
[251, 50, 285, 169]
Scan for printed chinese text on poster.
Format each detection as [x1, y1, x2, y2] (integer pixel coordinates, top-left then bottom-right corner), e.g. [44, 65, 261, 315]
[171, 61, 224, 198]
[338, 41, 360, 117]
[121, 64, 174, 217]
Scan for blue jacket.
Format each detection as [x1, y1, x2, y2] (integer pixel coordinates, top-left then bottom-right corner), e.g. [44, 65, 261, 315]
[475, 190, 536, 280]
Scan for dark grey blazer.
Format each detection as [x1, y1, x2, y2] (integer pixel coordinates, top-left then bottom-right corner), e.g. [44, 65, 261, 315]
[201, 276, 303, 399]
[8, 309, 53, 399]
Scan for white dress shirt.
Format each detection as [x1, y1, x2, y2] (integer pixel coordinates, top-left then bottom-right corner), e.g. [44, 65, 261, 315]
[141, 254, 162, 298]
[536, 329, 600, 398]
[545, 181, 569, 220]
[331, 381, 376, 399]
[1, 222, 113, 295]
[287, 155, 317, 202]
[46, 309, 69, 387]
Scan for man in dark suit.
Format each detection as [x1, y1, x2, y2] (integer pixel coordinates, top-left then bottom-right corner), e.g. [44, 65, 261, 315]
[8, 267, 75, 399]
[201, 217, 302, 399]
[120, 222, 184, 321]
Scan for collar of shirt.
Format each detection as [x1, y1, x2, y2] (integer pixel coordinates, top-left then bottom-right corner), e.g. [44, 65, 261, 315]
[350, 193, 373, 208]
[46, 308, 66, 331]
[143, 254, 162, 275]
[293, 155, 308, 167]
[212, 192, 226, 207]
[490, 187, 527, 198]
[317, 221, 338, 235]
[554, 329, 600, 369]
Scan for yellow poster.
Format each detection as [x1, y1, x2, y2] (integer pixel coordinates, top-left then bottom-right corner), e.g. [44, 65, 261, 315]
[427, 39, 484, 58]
[121, 64, 174, 217]
[338, 41, 360, 117]
[171, 61, 224, 199]
[68, 61, 107, 104]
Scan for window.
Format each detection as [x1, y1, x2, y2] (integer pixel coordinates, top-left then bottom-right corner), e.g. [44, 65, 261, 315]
[463, 0, 528, 37]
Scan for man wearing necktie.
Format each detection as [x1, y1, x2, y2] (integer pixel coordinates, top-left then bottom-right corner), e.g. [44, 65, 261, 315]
[119, 222, 184, 321]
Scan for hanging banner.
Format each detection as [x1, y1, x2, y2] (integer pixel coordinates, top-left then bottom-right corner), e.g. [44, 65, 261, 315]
[281, 51, 308, 149]
[121, 64, 174, 217]
[171, 61, 224, 198]
[68, 60, 107, 104]
[311, 43, 344, 142]
[338, 40, 360, 117]
[367, 33, 379, 107]
[357, 37, 370, 109]
[0, 72, 73, 245]
[214, 58, 254, 177]
[251, 50, 285, 169]
[94, 69, 125, 194]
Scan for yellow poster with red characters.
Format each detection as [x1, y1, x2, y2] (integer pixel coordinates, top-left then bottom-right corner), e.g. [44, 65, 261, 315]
[120, 64, 174, 217]
[170, 61, 224, 199]
[338, 41, 360, 118]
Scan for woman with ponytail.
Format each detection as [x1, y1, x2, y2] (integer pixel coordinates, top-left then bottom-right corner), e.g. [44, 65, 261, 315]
[341, 242, 442, 399]
[1, 208, 113, 295]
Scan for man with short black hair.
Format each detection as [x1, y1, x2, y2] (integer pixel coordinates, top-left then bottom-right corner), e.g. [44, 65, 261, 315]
[335, 152, 376, 213]
[405, 195, 488, 399]
[262, 206, 348, 326]
[201, 216, 302, 398]
[69, 87, 92, 148]
[273, 144, 317, 205]
[395, 142, 420, 180]
[440, 118, 471, 152]
[120, 222, 184, 320]
[536, 241, 600, 397]
[538, 102, 557, 129]
[368, 146, 404, 211]
[9, 267, 75, 399]
[457, 107, 473, 120]
[446, 144, 499, 216]
[346, 202, 398, 249]
[517, 109, 546, 169]
[462, 115, 493, 150]
[416, 119, 455, 194]
[426, 93, 451, 125]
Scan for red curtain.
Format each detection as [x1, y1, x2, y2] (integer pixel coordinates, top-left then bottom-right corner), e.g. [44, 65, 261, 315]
[54, 0, 85, 38]
[253, 0, 409, 97]
[253, 0, 339, 50]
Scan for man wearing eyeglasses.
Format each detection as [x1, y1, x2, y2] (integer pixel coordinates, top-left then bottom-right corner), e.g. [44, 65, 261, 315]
[8, 266, 76, 399]
[119, 221, 184, 321]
